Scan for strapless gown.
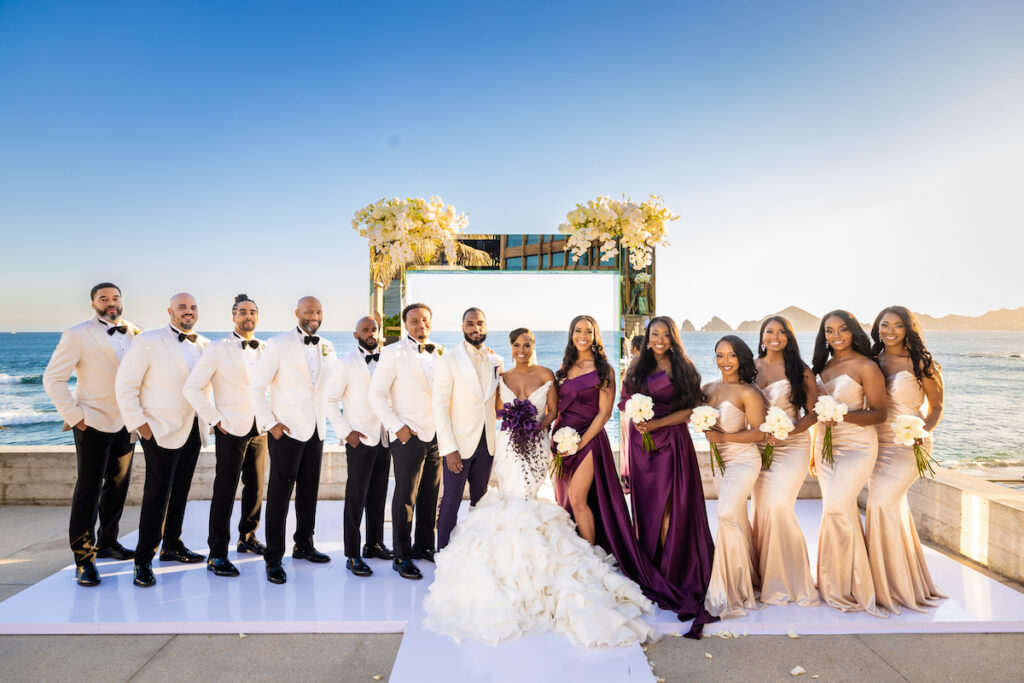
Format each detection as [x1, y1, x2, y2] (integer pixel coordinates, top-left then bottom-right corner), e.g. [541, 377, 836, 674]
[618, 372, 715, 618]
[814, 374, 883, 616]
[865, 370, 946, 613]
[751, 380, 819, 607]
[704, 400, 762, 618]
[423, 379, 654, 648]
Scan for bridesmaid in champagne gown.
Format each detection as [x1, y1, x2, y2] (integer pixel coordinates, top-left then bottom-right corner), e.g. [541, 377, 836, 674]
[811, 310, 888, 616]
[752, 316, 820, 607]
[619, 317, 715, 623]
[702, 336, 766, 618]
[552, 315, 716, 637]
[865, 306, 946, 613]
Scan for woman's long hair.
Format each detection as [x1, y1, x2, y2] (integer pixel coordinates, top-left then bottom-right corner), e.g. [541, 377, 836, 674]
[812, 309, 875, 375]
[624, 316, 704, 410]
[555, 314, 614, 388]
[716, 335, 758, 384]
[758, 315, 808, 410]
[870, 305, 941, 382]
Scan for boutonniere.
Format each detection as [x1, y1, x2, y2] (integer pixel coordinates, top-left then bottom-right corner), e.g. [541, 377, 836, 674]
[492, 365, 499, 379]
[321, 342, 333, 358]
[436, 344, 446, 356]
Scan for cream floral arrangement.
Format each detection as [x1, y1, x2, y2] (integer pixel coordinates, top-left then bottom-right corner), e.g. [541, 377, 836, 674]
[557, 195, 677, 270]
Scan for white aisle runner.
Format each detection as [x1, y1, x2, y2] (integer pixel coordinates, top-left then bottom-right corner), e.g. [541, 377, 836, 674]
[2, 499, 1023, 681]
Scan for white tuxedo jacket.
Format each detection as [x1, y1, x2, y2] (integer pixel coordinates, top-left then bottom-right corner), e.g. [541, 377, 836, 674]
[183, 335, 265, 437]
[115, 326, 211, 450]
[433, 343, 503, 458]
[368, 338, 440, 441]
[249, 329, 333, 443]
[322, 348, 384, 447]
[43, 317, 142, 433]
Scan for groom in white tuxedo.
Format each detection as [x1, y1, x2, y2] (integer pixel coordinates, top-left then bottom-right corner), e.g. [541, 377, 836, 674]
[115, 292, 210, 587]
[183, 294, 268, 578]
[250, 296, 333, 584]
[43, 282, 141, 587]
[368, 302, 442, 580]
[433, 307, 503, 549]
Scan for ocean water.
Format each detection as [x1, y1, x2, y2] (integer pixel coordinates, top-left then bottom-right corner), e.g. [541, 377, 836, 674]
[2, 330, 1022, 469]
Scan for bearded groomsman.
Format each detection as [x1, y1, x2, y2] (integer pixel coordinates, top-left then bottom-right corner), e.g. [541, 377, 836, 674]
[115, 293, 210, 587]
[323, 315, 394, 577]
[43, 283, 141, 586]
[368, 302, 442, 580]
[250, 296, 333, 585]
[183, 294, 268, 578]
[433, 307, 503, 549]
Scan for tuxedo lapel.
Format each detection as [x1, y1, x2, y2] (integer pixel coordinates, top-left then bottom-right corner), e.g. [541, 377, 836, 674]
[288, 332, 315, 392]
[402, 339, 431, 393]
[161, 332, 189, 378]
[87, 323, 120, 368]
[228, 340, 248, 380]
[454, 344, 483, 399]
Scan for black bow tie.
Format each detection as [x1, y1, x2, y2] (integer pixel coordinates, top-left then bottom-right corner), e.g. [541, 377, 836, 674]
[364, 352, 380, 364]
[106, 325, 127, 336]
[177, 332, 198, 343]
[418, 343, 436, 354]
[240, 339, 259, 350]
[304, 335, 320, 346]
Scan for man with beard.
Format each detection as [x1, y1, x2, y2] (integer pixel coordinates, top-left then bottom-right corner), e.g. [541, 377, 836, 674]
[368, 303, 441, 580]
[44, 282, 142, 586]
[322, 315, 393, 577]
[433, 308, 503, 549]
[116, 292, 210, 587]
[183, 294, 268, 578]
[249, 296, 333, 584]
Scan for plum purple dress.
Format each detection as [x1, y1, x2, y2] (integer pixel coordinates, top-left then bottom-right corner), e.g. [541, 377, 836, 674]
[553, 370, 716, 637]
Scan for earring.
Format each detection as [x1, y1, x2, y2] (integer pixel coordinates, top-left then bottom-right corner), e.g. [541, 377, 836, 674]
[591, 343, 599, 353]
[759, 343, 766, 353]
[825, 341, 830, 350]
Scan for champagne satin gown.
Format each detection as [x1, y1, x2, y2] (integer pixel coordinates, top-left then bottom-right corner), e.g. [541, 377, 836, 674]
[705, 400, 761, 618]
[751, 380, 819, 607]
[814, 374, 884, 616]
[865, 370, 946, 613]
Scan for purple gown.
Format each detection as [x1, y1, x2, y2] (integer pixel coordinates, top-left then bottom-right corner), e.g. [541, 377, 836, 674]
[553, 371, 717, 637]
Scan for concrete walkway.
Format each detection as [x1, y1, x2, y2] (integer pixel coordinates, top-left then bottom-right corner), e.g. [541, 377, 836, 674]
[1, 506, 1021, 682]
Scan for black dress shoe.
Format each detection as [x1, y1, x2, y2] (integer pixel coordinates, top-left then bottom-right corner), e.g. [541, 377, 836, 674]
[96, 541, 135, 561]
[412, 548, 435, 563]
[346, 557, 373, 577]
[159, 546, 205, 563]
[237, 537, 266, 555]
[362, 542, 394, 560]
[392, 558, 422, 580]
[76, 561, 100, 587]
[133, 563, 156, 587]
[207, 557, 240, 577]
[292, 545, 330, 563]
[266, 562, 287, 584]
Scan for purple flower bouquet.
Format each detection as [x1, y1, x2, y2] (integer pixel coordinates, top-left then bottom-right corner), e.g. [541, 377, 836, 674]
[497, 399, 541, 459]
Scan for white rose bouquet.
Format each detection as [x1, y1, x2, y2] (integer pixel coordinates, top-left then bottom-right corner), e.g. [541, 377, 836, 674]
[551, 426, 581, 478]
[758, 406, 796, 470]
[814, 396, 848, 467]
[892, 414, 938, 478]
[691, 406, 725, 476]
[623, 393, 657, 452]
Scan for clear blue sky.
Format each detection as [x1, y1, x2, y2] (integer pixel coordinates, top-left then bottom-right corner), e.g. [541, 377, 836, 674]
[1, 1, 1021, 332]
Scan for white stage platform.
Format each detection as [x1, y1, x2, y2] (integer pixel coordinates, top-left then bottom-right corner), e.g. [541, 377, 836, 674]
[1, 499, 1023, 681]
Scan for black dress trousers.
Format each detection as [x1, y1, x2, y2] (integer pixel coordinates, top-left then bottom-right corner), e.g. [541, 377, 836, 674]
[264, 428, 324, 565]
[69, 425, 134, 565]
[207, 421, 268, 559]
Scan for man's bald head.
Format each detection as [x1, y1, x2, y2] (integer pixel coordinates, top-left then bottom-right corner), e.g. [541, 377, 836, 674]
[295, 296, 323, 335]
[168, 292, 198, 331]
[353, 315, 379, 350]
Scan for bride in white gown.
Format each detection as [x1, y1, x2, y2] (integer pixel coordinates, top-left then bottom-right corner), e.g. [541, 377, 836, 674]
[423, 328, 654, 648]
